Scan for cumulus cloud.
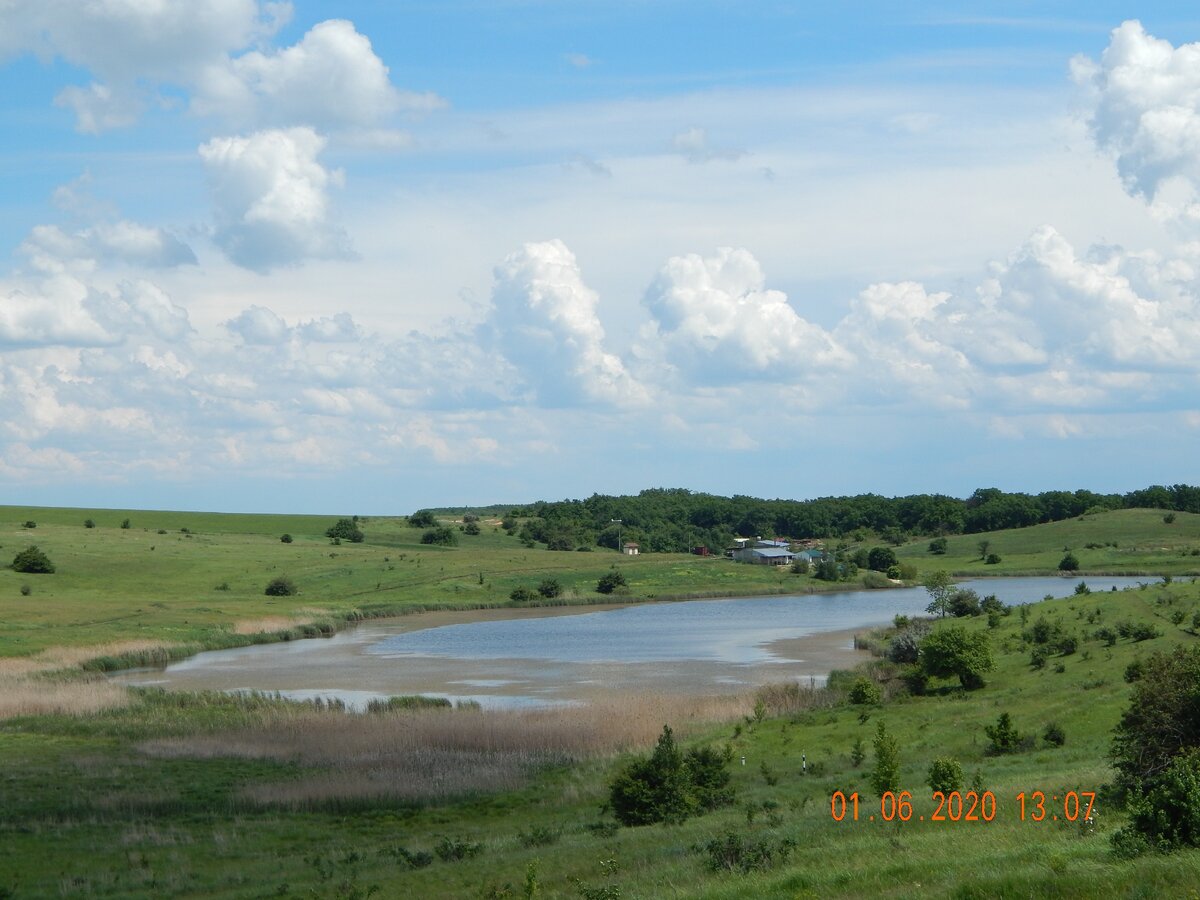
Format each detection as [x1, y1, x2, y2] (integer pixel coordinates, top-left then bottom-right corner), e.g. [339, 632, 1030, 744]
[199, 127, 351, 270]
[639, 247, 849, 384]
[484, 240, 646, 407]
[1074, 20, 1200, 223]
[2, 3, 443, 134]
[194, 19, 442, 129]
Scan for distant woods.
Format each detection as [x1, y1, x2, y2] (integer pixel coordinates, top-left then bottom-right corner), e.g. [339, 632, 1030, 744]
[503, 484, 1200, 554]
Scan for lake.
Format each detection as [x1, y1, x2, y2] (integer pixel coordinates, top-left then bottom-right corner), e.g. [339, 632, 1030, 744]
[108, 576, 1156, 709]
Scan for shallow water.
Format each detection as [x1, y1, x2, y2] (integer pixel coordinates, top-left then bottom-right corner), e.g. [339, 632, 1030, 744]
[108, 576, 1153, 709]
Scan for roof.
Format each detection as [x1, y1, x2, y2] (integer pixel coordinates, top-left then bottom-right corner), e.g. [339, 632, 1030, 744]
[751, 548, 794, 558]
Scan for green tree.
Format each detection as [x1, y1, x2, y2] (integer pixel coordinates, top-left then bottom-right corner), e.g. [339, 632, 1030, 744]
[11, 546, 55, 574]
[984, 712, 1023, 754]
[867, 547, 898, 572]
[537, 578, 561, 599]
[947, 588, 982, 617]
[920, 626, 994, 690]
[922, 570, 954, 618]
[325, 518, 364, 543]
[83, 518, 95, 529]
[928, 537, 948, 555]
[120, 518, 131, 529]
[596, 570, 626, 594]
[976, 539, 991, 560]
[463, 521, 481, 536]
[849, 677, 881, 705]
[870, 721, 901, 795]
[421, 526, 458, 546]
[927, 757, 964, 794]
[408, 510, 438, 528]
[1058, 552, 1080, 572]
[1112, 646, 1200, 794]
[608, 726, 694, 826]
[280, 533, 293, 543]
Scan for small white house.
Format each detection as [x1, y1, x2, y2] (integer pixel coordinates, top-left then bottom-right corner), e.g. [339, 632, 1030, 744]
[623, 541, 640, 555]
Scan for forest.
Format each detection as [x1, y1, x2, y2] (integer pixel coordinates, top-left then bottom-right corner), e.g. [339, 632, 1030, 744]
[504, 484, 1200, 553]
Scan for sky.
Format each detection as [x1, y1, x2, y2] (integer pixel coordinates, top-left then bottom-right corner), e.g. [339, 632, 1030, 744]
[1, 1, 1200, 514]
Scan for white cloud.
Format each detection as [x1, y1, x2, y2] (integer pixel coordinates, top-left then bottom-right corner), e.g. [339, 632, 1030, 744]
[225, 305, 290, 344]
[194, 19, 441, 129]
[199, 127, 351, 271]
[1075, 20, 1200, 224]
[639, 247, 849, 384]
[484, 240, 647, 407]
[20, 221, 196, 274]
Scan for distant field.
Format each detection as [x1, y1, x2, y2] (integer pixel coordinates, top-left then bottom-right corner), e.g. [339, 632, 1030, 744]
[0, 504, 1197, 661]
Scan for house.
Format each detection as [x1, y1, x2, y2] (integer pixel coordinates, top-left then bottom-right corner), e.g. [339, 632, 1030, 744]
[691, 546, 710, 556]
[732, 546, 795, 566]
[622, 542, 640, 556]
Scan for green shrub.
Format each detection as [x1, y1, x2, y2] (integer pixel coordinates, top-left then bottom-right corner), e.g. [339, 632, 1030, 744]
[19, 584, 31, 596]
[701, 830, 797, 874]
[421, 526, 458, 546]
[120, 518, 131, 529]
[408, 510, 437, 528]
[83, 519, 95, 529]
[434, 836, 482, 862]
[870, 721, 901, 795]
[928, 537, 948, 555]
[537, 578, 562, 599]
[325, 518, 364, 543]
[463, 521, 481, 536]
[280, 533, 293, 543]
[264, 575, 297, 596]
[367, 695, 452, 712]
[11, 546, 54, 574]
[22, 520, 36, 528]
[509, 586, 538, 603]
[985, 553, 1002, 565]
[984, 712, 1023, 754]
[948, 589, 981, 617]
[596, 570, 626, 594]
[848, 677, 881, 705]
[608, 725, 732, 826]
[1114, 749, 1200, 854]
[1058, 552, 1080, 572]
[1043, 722, 1066, 747]
[920, 626, 994, 689]
[927, 757, 964, 794]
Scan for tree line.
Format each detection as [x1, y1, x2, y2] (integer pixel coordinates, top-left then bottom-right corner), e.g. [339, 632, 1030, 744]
[504, 484, 1200, 554]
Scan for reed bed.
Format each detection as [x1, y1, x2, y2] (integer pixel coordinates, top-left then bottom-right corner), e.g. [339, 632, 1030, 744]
[139, 692, 752, 808]
[0, 672, 130, 719]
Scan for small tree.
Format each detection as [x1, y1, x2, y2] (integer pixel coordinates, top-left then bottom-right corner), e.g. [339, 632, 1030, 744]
[976, 539, 991, 561]
[537, 578, 561, 599]
[463, 521, 481, 536]
[264, 575, 297, 596]
[609, 726, 706, 826]
[22, 520, 36, 529]
[923, 570, 954, 618]
[83, 518, 96, 529]
[325, 518, 364, 543]
[927, 757, 964, 794]
[984, 712, 1023, 754]
[421, 526, 458, 546]
[928, 537, 948, 555]
[849, 677, 881, 705]
[280, 533, 293, 543]
[1058, 552, 1080, 572]
[596, 570, 626, 594]
[120, 518, 131, 529]
[12, 546, 54, 574]
[408, 510, 438, 528]
[948, 588, 982, 617]
[510, 586, 538, 603]
[920, 626, 994, 690]
[867, 547, 898, 572]
[870, 721, 901, 795]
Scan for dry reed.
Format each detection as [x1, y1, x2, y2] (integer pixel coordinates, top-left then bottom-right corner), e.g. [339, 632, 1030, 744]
[140, 692, 752, 808]
[0, 672, 130, 719]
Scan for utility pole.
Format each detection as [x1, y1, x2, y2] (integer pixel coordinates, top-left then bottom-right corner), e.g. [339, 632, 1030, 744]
[611, 518, 622, 553]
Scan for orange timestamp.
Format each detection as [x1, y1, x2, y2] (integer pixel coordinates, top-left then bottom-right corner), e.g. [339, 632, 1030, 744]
[830, 789, 1097, 824]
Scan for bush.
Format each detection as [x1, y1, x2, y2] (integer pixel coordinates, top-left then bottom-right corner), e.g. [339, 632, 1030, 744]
[21, 520, 35, 529]
[325, 518, 364, 543]
[434, 836, 483, 862]
[948, 588, 981, 617]
[888, 622, 930, 664]
[264, 575, 297, 596]
[280, 533, 293, 543]
[408, 510, 437, 528]
[537, 578, 561, 599]
[848, 677, 881, 705]
[608, 725, 733, 826]
[870, 721, 901, 795]
[1058, 552, 1080, 572]
[985, 553, 1002, 565]
[19, 584, 31, 596]
[867, 547, 898, 572]
[596, 570, 626, 594]
[985, 712, 1023, 754]
[83, 518, 95, 529]
[463, 521, 481, 536]
[120, 518, 131, 529]
[546, 535, 573, 551]
[509, 586, 538, 603]
[927, 757, 964, 794]
[702, 830, 796, 874]
[1131, 623, 1161, 642]
[421, 526, 458, 546]
[11, 546, 54, 574]
[920, 626, 994, 690]
[1043, 722, 1066, 747]
[928, 537, 948, 555]
[861, 571, 891, 589]
[1113, 646, 1200, 797]
[1114, 749, 1200, 854]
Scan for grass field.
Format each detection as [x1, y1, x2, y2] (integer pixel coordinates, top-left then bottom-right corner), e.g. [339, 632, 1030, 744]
[2, 505, 1200, 897]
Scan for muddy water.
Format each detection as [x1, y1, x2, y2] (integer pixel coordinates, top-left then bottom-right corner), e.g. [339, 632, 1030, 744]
[108, 576, 1152, 709]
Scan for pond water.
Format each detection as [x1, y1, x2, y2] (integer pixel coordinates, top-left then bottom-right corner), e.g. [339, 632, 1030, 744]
[108, 576, 1155, 709]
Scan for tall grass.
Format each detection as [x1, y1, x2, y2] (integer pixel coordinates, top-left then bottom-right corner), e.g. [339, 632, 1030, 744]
[139, 692, 751, 808]
[0, 673, 130, 719]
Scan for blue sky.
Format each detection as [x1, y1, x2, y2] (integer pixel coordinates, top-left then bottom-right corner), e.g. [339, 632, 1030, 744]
[1, 1, 1199, 513]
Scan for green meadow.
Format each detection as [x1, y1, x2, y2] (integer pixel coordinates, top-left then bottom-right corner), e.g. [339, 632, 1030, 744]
[1, 505, 1199, 897]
